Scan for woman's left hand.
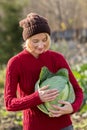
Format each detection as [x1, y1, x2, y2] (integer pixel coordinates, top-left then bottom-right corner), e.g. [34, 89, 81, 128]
[48, 100, 74, 117]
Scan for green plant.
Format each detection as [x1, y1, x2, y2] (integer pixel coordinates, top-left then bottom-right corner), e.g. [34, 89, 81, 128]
[72, 63, 87, 113]
[0, 65, 6, 89]
[35, 66, 75, 115]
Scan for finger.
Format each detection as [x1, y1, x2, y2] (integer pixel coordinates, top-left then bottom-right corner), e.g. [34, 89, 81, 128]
[46, 90, 59, 95]
[45, 89, 59, 94]
[44, 94, 59, 101]
[49, 112, 54, 117]
[40, 85, 49, 90]
[58, 100, 69, 105]
[48, 108, 59, 114]
[52, 113, 62, 117]
[43, 91, 59, 99]
[39, 89, 59, 97]
[49, 112, 62, 117]
[52, 104, 64, 111]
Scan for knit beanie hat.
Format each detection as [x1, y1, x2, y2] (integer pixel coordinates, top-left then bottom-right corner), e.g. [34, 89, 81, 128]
[19, 12, 51, 41]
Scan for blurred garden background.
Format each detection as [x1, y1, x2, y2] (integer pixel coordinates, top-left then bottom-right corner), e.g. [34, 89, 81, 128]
[0, 0, 87, 129]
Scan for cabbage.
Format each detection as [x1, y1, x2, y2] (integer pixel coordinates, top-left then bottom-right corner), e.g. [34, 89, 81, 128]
[35, 66, 75, 115]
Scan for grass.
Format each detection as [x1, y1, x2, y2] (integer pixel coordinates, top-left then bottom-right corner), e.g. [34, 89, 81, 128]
[0, 65, 6, 89]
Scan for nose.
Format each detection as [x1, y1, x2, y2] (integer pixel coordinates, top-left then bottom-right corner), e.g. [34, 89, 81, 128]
[38, 41, 44, 48]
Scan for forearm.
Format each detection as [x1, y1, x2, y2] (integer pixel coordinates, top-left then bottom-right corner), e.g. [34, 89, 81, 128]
[5, 91, 42, 111]
[59, 54, 84, 112]
[71, 88, 84, 113]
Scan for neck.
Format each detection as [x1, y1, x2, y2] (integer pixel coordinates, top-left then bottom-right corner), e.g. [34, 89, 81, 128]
[26, 48, 39, 58]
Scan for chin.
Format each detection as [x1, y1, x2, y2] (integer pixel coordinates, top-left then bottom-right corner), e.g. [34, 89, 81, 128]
[37, 52, 43, 55]
[37, 50, 45, 54]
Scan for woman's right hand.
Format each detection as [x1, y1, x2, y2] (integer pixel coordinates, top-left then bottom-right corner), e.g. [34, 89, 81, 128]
[38, 85, 59, 102]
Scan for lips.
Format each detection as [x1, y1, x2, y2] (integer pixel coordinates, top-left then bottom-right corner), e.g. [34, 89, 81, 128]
[37, 47, 44, 51]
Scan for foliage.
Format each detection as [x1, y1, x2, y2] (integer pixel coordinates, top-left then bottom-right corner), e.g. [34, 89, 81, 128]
[0, 65, 6, 89]
[72, 63, 87, 113]
[0, 108, 22, 128]
[0, 0, 28, 64]
[72, 112, 87, 130]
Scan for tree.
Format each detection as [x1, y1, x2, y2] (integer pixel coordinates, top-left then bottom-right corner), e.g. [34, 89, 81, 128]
[0, 0, 27, 64]
[24, 0, 87, 30]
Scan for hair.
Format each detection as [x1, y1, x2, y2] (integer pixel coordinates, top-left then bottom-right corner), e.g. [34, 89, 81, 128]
[22, 33, 51, 52]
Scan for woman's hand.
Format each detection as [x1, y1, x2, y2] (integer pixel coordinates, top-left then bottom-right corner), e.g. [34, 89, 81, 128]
[48, 100, 74, 117]
[38, 85, 59, 102]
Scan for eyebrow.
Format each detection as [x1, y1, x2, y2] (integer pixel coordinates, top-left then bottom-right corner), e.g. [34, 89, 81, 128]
[32, 36, 47, 40]
[43, 35, 47, 39]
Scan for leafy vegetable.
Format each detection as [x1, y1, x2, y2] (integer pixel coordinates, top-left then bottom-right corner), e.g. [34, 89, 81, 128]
[35, 66, 75, 115]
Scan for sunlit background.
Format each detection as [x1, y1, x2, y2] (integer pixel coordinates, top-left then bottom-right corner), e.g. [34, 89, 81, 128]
[0, 0, 87, 130]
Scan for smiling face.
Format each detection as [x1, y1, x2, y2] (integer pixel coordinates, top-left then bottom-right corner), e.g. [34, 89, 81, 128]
[26, 33, 50, 58]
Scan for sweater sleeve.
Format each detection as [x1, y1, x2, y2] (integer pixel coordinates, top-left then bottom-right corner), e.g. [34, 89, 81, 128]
[55, 53, 84, 113]
[4, 56, 42, 111]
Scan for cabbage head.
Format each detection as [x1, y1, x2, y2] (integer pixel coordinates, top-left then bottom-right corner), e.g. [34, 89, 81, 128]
[35, 66, 75, 115]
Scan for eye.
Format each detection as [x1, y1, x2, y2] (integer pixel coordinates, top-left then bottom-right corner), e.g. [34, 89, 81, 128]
[42, 37, 47, 42]
[32, 39, 39, 43]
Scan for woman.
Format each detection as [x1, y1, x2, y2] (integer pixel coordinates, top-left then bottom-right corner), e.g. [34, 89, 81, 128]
[4, 12, 83, 130]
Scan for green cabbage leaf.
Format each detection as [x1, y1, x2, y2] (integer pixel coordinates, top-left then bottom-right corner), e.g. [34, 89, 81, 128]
[35, 66, 75, 115]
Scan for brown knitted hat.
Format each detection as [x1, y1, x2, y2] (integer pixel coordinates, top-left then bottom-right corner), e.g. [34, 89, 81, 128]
[19, 13, 51, 41]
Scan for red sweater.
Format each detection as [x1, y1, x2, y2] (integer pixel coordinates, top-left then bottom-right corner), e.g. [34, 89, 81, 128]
[4, 49, 83, 130]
